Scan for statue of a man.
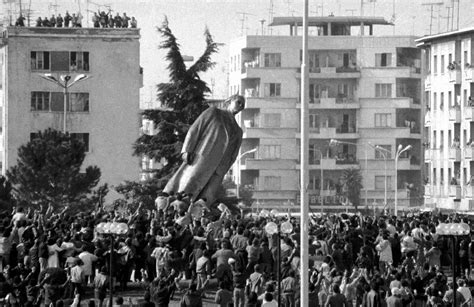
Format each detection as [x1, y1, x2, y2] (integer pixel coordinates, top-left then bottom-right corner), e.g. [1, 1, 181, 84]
[163, 94, 245, 205]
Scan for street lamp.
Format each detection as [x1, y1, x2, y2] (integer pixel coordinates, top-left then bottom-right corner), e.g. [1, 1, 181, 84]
[39, 73, 90, 133]
[264, 216, 294, 307]
[394, 144, 412, 216]
[95, 221, 129, 307]
[372, 144, 389, 210]
[235, 148, 258, 198]
[329, 139, 368, 208]
[436, 222, 470, 307]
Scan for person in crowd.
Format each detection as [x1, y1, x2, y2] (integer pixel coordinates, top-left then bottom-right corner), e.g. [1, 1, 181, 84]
[122, 13, 130, 28]
[130, 17, 137, 28]
[15, 14, 25, 27]
[179, 283, 203, 306]
[64, 11, 72, 27]
[56, 13, 63, 27]
[215, 281, 233, 307]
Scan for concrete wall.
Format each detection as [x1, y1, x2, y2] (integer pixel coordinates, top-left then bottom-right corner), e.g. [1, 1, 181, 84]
[2, 28, 141, 201]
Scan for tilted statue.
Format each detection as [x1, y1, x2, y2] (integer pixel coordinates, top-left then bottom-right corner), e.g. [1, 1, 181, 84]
[163, 94, 246, 205]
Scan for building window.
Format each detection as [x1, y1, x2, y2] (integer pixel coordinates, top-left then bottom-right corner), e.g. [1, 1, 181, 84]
[32, 51, 90, 72]
[264, 53, 281, 67]
[440, 92, 444, 109]
[374, 113, 391, 127]
[309, 144, 321, 164]
[263, 176, 281, 190]
[441, 55, 445, 73]
[70, 133, 90, 152]
[433, 55, 437, 74]
[309, 114, 319, 129]
[375, 176, 392, 190]
[464, 50, 468, 66]
[31, 92, 89, 112]
[448, 91, 452, 107]
[262, 113, 281, 127]
[375, 83, 392, 97]
[31, 51, 50, 70]
[375, 145, 391, 159]
[264, 83, 281, 97]
[260, 145, 281, 159]
[433, 92, 437, 110]
[70, 52, 90, 71]
[31, 91, 50, 111]
[375, 53, 392, 67]
[69, 93, 90, 112]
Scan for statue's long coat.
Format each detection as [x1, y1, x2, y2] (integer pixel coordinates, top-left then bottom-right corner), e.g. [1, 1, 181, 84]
[164, 106, 242, 205]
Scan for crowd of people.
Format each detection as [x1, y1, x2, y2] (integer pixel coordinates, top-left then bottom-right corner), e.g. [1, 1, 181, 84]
[0, 195, 472, 307]
[14, 10, 137, 29]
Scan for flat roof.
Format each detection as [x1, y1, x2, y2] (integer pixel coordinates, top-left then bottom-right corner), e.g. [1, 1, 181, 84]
[415, 26, 474, 46]
[2, 26, 140, 39]
[269, 16, 393, 27]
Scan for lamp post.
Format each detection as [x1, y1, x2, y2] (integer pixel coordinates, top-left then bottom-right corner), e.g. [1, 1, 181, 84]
[394, 144, 412, 216]
[264, 216, 293, 307]
[372, 144, 389, 209]
[436, 222, 471, 307]
[235, 148, 257, 199]
[39, 73, 90, 133]
[95, 221, 129, 307]
[329, 139, 368, 208]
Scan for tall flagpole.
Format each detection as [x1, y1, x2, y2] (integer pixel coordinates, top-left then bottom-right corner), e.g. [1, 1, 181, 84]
[300, 0, 309, 306]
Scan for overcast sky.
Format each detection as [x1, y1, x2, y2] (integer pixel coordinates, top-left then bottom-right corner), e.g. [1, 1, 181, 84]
[2, 0, 474, 105]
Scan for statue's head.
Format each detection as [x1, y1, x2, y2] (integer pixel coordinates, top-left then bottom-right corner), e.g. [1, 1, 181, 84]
[223, 94, 245, 115]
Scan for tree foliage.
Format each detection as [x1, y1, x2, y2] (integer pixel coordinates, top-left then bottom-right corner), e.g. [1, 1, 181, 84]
[125, 17, 219, 199]
[7, 129, 102, 208]
[341, 168, 363, 210]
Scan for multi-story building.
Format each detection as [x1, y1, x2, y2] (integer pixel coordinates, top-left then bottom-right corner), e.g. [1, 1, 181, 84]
[0, 27, 142, 200]
[229, 16, 423, 212]
[417, 28, 474, 211]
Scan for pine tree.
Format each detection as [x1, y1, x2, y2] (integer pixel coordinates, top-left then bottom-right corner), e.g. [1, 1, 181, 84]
[120, 18, 218, 204]
[7, 128, 101, 208]
[341, 168, 363, 210]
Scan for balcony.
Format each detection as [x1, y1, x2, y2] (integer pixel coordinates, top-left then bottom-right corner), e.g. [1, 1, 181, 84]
[424, 75, 431, 90]
[463, 66, 474, 81]
[464, 106, 474, 120]
[448, 107, 461, 122]
[245, 97, 296, 109]
[464, 186, 474, 198]
[424, 111, 431, 126]
[244, 127, 296, 139]
[298, 66, 361, 79]
[464, 146, 474, 159]
[244, 88, 259, 98]
[300, 157, 359, 170]
[449, 147, 461, 160]
[242, 158, 294, 170]
[449, 185, 462, 198]
[305, 97, 360, 109]
[397, 157, 421, 170]
[424, 184, 432, 198]
[448, 69, 462, 84]
[424, 148, 432, 161]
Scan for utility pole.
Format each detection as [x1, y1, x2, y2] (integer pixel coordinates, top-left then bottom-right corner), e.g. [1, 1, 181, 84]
[268, 0, 274, 35]
[446, 6, 451, 31]
[421, 2, 443, 35]
[456, 0, 460, 30]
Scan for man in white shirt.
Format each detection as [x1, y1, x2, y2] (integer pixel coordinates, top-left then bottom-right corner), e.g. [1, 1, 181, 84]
[78, 248, 98, 285]
[457, 279, 472, 307]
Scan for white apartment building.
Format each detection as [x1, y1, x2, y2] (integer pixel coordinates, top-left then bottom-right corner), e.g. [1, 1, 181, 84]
[0, 27, 142, 201]
[229, 16, 423, 212]
[417, 27, 474, 211]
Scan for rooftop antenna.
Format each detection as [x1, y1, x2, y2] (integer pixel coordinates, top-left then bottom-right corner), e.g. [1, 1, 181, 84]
[346, 9, 356, 16]
[421, 2, 443, 35]
[48, 1, 59, 15]
[259, 19, 266, 35]
[237, 12, 255, 36]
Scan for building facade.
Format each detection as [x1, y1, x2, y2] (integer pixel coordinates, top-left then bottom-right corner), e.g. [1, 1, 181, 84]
[417, 28, 474, 211]
[0, 27, 142, 200]
[229, 16, 423, 212]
